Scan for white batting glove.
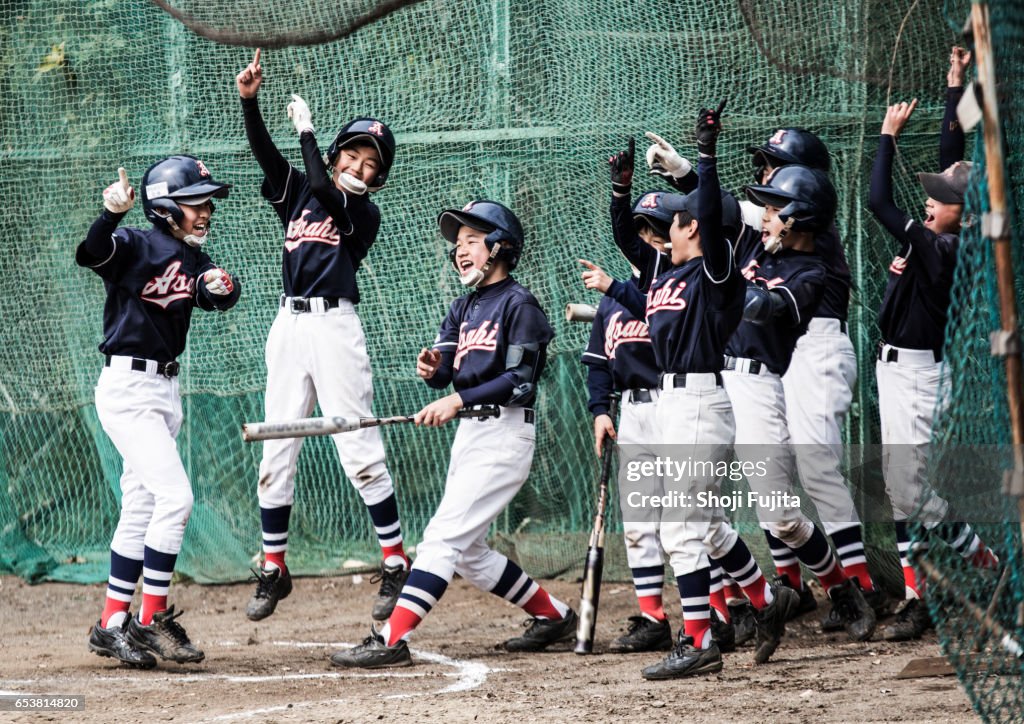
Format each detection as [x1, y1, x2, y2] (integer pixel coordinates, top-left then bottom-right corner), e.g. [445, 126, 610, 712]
[287, 93, 314, 135]
[103, 167, 135, 214]
[644, 131, 693, 179]
[203, 268, 235, 296]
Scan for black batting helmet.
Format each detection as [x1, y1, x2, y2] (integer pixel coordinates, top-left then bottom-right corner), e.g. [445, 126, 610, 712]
[438, 200, 525, 271]
[141, 155, 230, 232]
[747, 128, 830, 182]
[744, 165, 837, 232]
[659, 190, 743, 241]
[632, 191, 675, 237]
[326, 118, 396, 190]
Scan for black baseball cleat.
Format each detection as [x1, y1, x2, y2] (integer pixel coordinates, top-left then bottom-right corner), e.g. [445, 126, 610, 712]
[821, 580, 887, 634]
[754, 583, 799, 664]
[330, 627, 412, 669]
[503, 609, 579, 652]
[608, 615, 672, 653]
[883, 598, 934, 641]
[246, 566, 293, 621]
[710, 608, 736, 653]
[126, 606, 205, 664]
[371, 562, 410, 621]
[773, 576, 817, 620]
[88, 619, 157, 669]
[826, 578, 876, 642]
[728, 601, 757, 647]
[641, 633, 723, 680]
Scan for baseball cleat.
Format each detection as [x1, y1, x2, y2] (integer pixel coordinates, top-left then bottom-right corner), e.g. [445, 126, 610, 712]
[503, 609, 579, 652]
[246, 566, 293, 621]
[728, 600, 757, 647]
[773, 576, 817, 620]
[883, 598, 933, 641]
[821, 580, 888, 633]
[710, 608, 736, 653]
[329, 627, 412, 669]
[126, 606, 205, 664]
[371, 562, 410, 621]
[88, 619, 157, 669]
[608, 615, 672, 653]
[641, 633, 723, 680]
[826, 578, 876, 642]
[753, 583, 799, 664]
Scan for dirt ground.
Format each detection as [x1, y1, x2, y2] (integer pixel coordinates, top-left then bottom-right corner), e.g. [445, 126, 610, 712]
[0, 574, 980, 723]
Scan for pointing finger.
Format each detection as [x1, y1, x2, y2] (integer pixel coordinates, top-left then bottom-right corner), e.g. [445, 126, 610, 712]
[627, 137, 635, 158]
[578, 259, 598, 271]
[716, 99, 727, 116]
[645, 131, 668, 148]
[253, 47, 261, 67]
[117, 167, 129, 189]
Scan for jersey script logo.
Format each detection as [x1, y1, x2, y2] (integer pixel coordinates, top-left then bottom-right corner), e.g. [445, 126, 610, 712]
[454, 321, 499, 369]
[141, 261, 195, 308]
[285, 210, 341, 251]
[741, 260, 785, 288]
[604, 311, 650, 358]
[647, 278, 688, 314]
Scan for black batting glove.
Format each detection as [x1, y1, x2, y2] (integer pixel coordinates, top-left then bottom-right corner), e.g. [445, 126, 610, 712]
[609, 137, 635, 196]
[696, 100, 727, 157]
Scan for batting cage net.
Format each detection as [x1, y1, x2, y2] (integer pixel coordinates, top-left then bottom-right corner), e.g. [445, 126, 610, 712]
[1, 0, 1023, 717]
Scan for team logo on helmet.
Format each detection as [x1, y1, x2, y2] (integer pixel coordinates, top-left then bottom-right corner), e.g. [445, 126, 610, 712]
[368, 121, 385, 137]
[194, 159, 211, 177]
[639, 193, 660, 209]
[462, 201, 476, 212]
[769, 129, 787, 146]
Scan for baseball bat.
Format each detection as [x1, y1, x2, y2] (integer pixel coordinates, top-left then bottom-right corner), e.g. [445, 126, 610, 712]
[241, 406, 500, 441]
[566, 303, 597, 323]
[575, 394, 619, 654]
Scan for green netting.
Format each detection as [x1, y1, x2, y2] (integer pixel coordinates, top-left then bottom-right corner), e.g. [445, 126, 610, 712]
[2, 4, 1022, 693]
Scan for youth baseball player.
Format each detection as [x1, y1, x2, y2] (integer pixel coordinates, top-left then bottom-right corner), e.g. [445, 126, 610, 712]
[868, 47, 999, 641]
[584, 104, 800, 679]
[236, 49, 410, 622]
[331, 200, 576, 668]
[79, 156, 241, 667]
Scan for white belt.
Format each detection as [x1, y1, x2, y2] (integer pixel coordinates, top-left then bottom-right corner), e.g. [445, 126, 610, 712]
[807, 318, 848, 335]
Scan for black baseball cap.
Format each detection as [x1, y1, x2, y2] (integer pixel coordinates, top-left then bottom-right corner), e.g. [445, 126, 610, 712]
[918, 161, 972, 204]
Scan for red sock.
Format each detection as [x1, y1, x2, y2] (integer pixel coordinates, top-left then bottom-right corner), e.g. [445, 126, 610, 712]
[903, 565, 922, 598]
[741, 575, 771, 609]
[381, 544, 409, 568]
[385, 604, 423, 646]
[101, 598, 131, 628]
[724, 582, 745, 603]
[637, 594, 666, 622]
[970, 546, 999, 570]
[264, 551, 287, 572]
[140, 593, 167, 626]
[683, 617, 711, 649]
[522, 587, 566, 620]
[777, 564, 804, 591]
[709, 588, 730, 623]
[817, 564, 848, 593]
[843, 561, 875, 592]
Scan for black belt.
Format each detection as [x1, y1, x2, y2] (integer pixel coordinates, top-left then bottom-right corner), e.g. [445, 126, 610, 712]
[105, 355, 180, 378]
[877, 342, 942, 363]
[280, 295, 344, 313]
[659, 372, 723, 388]
[722, 356, 765, 375]
[466, 405, 534, 424]
[626, 388, 656, 404]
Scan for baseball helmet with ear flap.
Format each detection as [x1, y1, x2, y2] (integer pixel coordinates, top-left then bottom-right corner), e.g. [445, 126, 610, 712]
[438, 200, 525, 271]
[141, 155, 231, 231]
[744, 164, 837, 232]
[326, 117, 396, 190]
[746, 127, 831, 182]
[632, 190, 675, 237]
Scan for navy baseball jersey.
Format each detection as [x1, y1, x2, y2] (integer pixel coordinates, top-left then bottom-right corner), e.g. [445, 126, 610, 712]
[427, 277, 554, 407]
[76, 212, 240, 361]
[606, 157, 745, 375]
[243, 96, 380, 303]
[808, 225, 851, 321]
[724, 231, 826, 375]
[582, 278, 659, 414]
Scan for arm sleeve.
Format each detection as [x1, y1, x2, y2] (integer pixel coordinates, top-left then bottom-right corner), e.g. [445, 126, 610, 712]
[939, 86, 966, 170]
[241, 96, 291, 189]
[610, 194, 656, 271]
[696, 155, 731, 282]
[771, 266, 826, 326]
[299, 131, 354, 235]
[605, 278, 647, 318]
[581, 310, 613, 416]
[665, 168, 698, 194]
[195, 258, 242, 312]
[76, 210, 126, 268]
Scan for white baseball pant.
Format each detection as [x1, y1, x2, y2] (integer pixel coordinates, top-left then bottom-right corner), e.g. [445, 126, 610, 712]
[257, 301, 395, 509]
[95, 360, 193, 557]
[617, 391, 665, 571]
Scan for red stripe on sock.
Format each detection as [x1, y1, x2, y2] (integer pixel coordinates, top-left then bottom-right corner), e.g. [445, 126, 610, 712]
[522, 587, 563, 620]
[709, 588, 730, 623]
[140, 593, 166, 626]
[817, 563, 847, 592]
[777, 565, 803, 591]
[386, 604, 423, 646]
[843, 562, 875, 592]
[637, 594, 665, 621]
[903, 565, 922, 598]
[683, 617, 711, 649]
[264, 551, 287, 572]
[724, 582, 745, 603]
[100, 598, 131, 628]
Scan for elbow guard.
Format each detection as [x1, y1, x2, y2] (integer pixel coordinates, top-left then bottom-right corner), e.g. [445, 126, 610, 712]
[742, 286, 788, 325]
[505, 343, 543, 407]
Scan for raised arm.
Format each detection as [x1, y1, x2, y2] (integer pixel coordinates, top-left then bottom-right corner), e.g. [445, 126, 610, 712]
[695, 101, 731, 281]
[939, 46, 970, 169]
[867, 100, 918, 239]
[237, 49, 292, 187]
